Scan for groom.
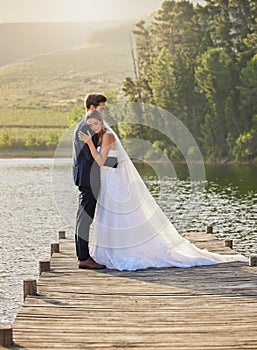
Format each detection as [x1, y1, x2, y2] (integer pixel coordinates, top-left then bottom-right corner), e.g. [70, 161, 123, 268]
[73, 94, 107, 269]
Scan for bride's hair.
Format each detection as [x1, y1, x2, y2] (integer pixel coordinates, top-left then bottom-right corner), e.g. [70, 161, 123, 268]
[86, 110, 107, 146]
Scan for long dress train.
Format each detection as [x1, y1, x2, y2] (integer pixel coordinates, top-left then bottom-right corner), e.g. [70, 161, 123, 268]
[89, 128, 247, 271]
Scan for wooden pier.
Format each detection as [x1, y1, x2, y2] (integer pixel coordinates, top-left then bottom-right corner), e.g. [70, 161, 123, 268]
[2, 231, 257, 349]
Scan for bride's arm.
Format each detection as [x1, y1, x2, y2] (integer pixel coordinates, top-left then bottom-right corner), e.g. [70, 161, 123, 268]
[79, 131, 115, 167]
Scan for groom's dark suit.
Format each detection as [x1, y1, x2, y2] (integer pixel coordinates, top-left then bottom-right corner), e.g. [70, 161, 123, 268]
[73, 117, 100, 261]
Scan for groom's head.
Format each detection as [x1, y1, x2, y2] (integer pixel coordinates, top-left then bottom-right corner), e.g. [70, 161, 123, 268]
[85, 94, 107, 116]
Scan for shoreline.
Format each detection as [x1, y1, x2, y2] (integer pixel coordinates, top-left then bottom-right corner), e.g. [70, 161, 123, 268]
[0, 153, 256, 165]
[0, 151, 55, 159]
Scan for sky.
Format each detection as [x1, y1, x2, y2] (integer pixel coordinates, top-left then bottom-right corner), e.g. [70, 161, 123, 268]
[0, 0, 166, 23]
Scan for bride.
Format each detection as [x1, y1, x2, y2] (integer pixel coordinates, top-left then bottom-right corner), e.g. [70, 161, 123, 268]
[79, 110, 247, 271]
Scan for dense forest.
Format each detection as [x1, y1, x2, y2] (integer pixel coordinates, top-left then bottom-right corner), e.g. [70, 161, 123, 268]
[122, 0, 257, 162]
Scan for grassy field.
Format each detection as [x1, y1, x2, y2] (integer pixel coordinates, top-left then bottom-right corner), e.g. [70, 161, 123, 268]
[0, 108, 68, 127]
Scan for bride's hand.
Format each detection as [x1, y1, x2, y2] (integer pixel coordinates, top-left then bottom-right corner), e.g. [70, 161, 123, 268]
[78, 130, 92, 144]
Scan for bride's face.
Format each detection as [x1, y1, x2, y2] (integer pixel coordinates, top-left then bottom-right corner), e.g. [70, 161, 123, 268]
[87, 118, 102, 134]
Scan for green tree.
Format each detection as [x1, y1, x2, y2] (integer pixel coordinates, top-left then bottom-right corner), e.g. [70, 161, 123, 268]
[195, 48, 234, 158]
[152, 0, 195, 54]
[122, 77, 139, 102]
[122, 0, 257, 162]
[136, 20, 154, 100]
[238, 54, 257, 130]
[149, 48, 175, 111]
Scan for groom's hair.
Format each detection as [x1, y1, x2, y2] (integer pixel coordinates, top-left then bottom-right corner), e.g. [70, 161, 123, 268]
[85, 94, 107, 110]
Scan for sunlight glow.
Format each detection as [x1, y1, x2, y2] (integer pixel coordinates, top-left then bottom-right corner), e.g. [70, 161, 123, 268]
[0, 0, 164, 23]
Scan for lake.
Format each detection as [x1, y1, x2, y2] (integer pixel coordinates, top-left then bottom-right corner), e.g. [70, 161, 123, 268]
[0, 158, 256, 325]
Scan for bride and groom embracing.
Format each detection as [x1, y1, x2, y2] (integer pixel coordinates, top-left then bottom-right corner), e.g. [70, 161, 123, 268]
[72, 94, 247, 271]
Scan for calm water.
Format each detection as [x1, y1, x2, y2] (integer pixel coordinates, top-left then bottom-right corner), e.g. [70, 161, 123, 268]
[0, 159, 257, 325]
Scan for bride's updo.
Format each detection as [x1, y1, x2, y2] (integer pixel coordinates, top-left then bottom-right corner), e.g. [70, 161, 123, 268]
[86, 110, 107, 146]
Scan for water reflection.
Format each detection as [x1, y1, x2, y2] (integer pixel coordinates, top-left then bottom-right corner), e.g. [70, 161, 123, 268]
[206, 164, 257, 193]
[136, 162, 257, 196]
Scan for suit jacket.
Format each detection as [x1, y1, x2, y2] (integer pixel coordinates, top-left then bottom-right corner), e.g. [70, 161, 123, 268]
[72, 118, 100, 190]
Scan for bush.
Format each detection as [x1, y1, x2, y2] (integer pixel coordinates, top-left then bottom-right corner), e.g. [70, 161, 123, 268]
[0, 129, 13, 149]
[45, 132, 60, 149]
[104, 89, 118, 104]
[25, 133, 40, 149]
[67, 104, 85, 126]
[233, 129, 257, 161]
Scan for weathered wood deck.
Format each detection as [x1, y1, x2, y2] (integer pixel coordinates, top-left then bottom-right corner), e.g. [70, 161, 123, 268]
[6, 232, 257, 349]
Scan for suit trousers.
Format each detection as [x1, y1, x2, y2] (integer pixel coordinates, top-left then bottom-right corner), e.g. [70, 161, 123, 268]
[75, 186, 98, 261]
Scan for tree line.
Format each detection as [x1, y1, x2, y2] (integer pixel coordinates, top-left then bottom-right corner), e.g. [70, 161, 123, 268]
[122, 0, 257, 162]
[0, 128, 61, 151]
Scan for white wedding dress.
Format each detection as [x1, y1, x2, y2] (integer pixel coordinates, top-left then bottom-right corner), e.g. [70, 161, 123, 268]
[89, 128, 247, 271]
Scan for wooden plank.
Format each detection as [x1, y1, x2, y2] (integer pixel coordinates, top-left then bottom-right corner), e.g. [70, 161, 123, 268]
[9, 232, 257, 350]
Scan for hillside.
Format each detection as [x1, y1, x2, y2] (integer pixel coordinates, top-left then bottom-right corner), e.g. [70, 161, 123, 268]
[0, 21, 134, 108]
[0, 21, 134, 156]
[0, 21, 129, 67]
